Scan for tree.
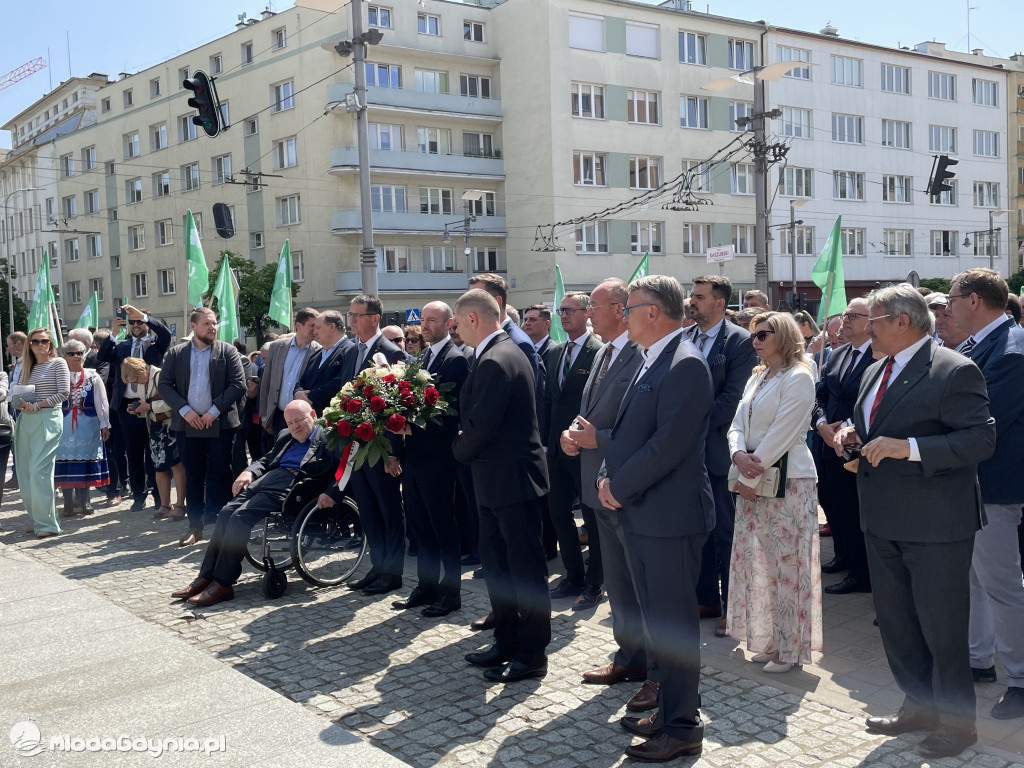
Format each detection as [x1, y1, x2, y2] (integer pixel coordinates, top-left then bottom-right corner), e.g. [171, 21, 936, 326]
[1008, 269, 1024, 297]
[206, 251, 300, 347]
[0, 258, 30, 335]
[919, 277, 951, 294]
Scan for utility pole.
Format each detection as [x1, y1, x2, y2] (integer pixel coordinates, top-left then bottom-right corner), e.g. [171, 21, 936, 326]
[752, 77, 770, 298]
[351, 0, 378, 297]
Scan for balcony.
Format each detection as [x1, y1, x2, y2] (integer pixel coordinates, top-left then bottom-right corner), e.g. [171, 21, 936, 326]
[326, 83, 502, 121]
[331, 209, 507, 236]
[335, 270, 470, 294]
[328, 147, 503, 179]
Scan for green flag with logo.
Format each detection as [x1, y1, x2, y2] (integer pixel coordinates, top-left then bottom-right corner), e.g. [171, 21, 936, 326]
[75, 291, 99, 329]
[810, 215, 847, 324]
[185, 210, 209, 308]
[629, 252, 649, 283]
[268, 239, 293, 327]
[27, 248, 57, 333]
[551, 264, 568, 344]
[211, 259, 239, 342]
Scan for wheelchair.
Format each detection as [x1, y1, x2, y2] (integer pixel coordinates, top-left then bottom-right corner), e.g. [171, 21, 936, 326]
[243, 476, 367, 588]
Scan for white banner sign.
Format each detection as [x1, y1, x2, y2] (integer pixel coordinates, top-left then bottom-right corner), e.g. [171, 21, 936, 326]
[706, 244, 735, 264]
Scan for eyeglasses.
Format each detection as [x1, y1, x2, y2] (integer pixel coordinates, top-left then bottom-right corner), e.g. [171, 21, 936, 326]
[405, 336, 421, 342]
[348, 312, 376, 319]
[127, 319, 146, 326]
[588, 303, 622, 312]
[866, 314, 892, 325]
[946, 293, 972, 302]
[65, 351, 84, 357]
[556, 307, 583, 316]
[29, 339, 50, 346]
[621, 303, 654, 318]
[841, 312, 869, 321]
[750, 330, 776, 342]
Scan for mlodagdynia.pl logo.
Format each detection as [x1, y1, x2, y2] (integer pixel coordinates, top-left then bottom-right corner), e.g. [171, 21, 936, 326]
[8, 721, 226, 758]
[10, 723, 44, 757]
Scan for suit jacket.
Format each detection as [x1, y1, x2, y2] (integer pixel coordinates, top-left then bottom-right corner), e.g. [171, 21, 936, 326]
[157, 340, 247, 431]
[259, 336, 322, 424]
[96, 317, 172, 405]
[811, 341, 873, 463]
[405, 339, 470, 459]
[452, 333, 549, 508]
[535, 337, 554, 357]
[963, 319, 1024, 505]
[298, 338, 353, 414]
[853, 339, 995, 542]
[340, 333, 407, 383]
[542, 333, 602, 450]
[251, 426, 342, 485]
[578, 339, 642, 510]
[601, 334, 715, 538]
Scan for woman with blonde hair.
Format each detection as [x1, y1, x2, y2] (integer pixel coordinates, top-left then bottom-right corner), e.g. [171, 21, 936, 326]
[726, 311, 822, 672]
[13, 327, 70, 537]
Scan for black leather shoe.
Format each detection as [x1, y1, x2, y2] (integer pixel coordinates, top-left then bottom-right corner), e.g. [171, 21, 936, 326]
[916, 729, 977, 758]
[821, 555, 847, 574]
[130, 497, 147, 512]
[624, 732, 702, 761]
[865, 708, 938, 735]
[825, 575, 871, 594]
[470, 612, 495, 631]
[363, 576, 402, 595]
[620, 712, 661, 737]
[465, 646, 515, 668]
[347, 572, 378, 591]
[549, 577, 584, 600]
[991, 687, 1024, 719]
[421, 593, 461, 617]
[483, 660, 547, 683]
[972, 665, 997, 683]
[572, 584, 603, 611]
[391, 586, 436, 610]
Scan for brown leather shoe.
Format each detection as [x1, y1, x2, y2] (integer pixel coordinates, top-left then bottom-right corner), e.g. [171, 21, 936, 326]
[186, 582, 234, 608]
[698, 604, 722, 619]
[620, 712, 661, 737]
[171, 577, 211, 599]
[626, 680, 660, 711]
[582, 662, 647, 685]
[624, 732, 702, 761]
[470, 612, 495, 631]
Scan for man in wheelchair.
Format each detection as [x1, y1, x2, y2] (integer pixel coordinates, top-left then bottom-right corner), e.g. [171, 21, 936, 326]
[171, 399, 342, 607]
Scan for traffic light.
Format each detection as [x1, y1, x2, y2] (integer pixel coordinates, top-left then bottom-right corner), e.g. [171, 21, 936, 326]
[183, 70, 222, 138]
[927, 154, 958, 197]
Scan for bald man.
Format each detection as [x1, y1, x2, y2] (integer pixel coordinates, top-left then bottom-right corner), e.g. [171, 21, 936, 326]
[171, 399, 343, 607]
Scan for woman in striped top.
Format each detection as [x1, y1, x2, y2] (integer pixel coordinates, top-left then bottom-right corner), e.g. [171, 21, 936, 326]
[13, 327, 70, 537]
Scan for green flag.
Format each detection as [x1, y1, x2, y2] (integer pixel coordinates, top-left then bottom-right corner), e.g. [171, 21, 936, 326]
[629, 252, 650, 283]
[75, 291, 99, 329]
[810, 215, 847, 324]
[211, 259, 239, 342]
[551, 264, 568, 344]
[185, 210, 208, 308]
[268, 239, 293, 327]
[114, 327, 127, 341]
[27, 248, 57, 333]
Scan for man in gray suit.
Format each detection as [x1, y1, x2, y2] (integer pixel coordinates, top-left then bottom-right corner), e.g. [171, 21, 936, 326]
[259, 307, 321, 435]
[835, 284, 995, 759]
[596, 275, 715, 763]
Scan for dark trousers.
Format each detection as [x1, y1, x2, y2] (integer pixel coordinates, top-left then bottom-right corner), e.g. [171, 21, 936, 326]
[0, 443, 11, 503]
[231, 426, 249, 477]
[350, 460, 406, 578]
[455, 465, 479, 558]
[546, 451, 602, 585]
[866, 532, 976, 731]
[696, 471, 735, 608]
[818, 458, 870, 581]
[105, 411, 128, 496]
[479, 497, 551, 666]
[594, 507, 647, 669]
[246, 422, 264, 464]
[622, 530, 706, 742]
[404, 455, 461, 593]
[199, 468, 292, 586]
[177, 429, 235, 529]
[118, 407, 154, 501]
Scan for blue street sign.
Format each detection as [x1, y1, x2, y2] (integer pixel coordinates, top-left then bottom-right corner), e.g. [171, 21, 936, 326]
[170, 322, 178, 338]
[405, 309, 421, 323]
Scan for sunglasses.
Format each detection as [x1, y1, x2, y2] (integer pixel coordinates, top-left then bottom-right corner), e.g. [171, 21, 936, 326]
[65, 351, 84, 357]
[29, 339, 51, 346]
[750, 330, 776, 342]
[127, 319, 147, 326]
[405, 336, 421, 342]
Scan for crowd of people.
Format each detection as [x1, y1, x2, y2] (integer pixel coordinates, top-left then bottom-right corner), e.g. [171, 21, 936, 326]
[5, 267, 1024, 762]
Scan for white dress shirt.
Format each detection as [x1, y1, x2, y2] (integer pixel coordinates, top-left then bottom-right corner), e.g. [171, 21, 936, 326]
[635, 328, 684, 382]
[475, 329, 504, 358]
[861, 334, 932, 461]
[690, 318, 724, 359]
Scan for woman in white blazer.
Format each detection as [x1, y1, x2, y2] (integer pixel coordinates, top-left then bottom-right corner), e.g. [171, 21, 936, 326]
[726, 312, 823, 673]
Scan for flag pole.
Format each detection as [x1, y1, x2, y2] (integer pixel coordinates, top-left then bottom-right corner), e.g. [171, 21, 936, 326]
[816, 271, 833, 375]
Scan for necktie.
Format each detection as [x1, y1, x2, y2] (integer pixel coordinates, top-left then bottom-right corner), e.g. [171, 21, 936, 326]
[840, 349, 860, 387]
[357, 342, 367, 367]
[697, 333, 709, 353]
[421, 347, 433, 370]
[131, 338, 141, 358]
[560, 341, 575, 385]
[960, 336, 977, 355]
[868, 356, 895, 428]
[587, 342, 615, 408]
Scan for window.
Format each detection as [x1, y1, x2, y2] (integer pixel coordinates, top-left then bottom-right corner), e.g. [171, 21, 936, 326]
[777, 46, 810, 79]
[734, 224, 754, 255]
[88, 277, 104, 301]
[973, 231, 999, 258]
[569, 13, 604, 52]
[178, 66, 190, 85]
[460, 74, 491, 99]
[62, 195, 77, 218]
[973, 181, 999, 208]
[463, 20, 485, 42]
[150, 78, 161, 98]
[882, 175, 912, 203]
[210, 54, 223, 74]
[85, 190, 99, 214]
[681, 224, 711, 255]
[213, 154, 232, 184]
[781, 107, 811, 138]
[50, 246, 59, 268]
[928, 72, 956, 101]
[883, 229, 913, 256]
[629, 156, 661, 190]
[571, 82, 605, 119]
[882, 119, 911, 149]
[366, 63, 400, 88]
[272, 80, 295, 112]
[929, 181, 957, 206]
[241, 42, 254, 65]
[628, 89, 659, 125]
[417, 127, 451, 155]
[462, 131, 494, 157]
[831, 55, 862, 86]
[109, 208, 118, 222]
[181, 163, 200, 192]
[150, 122, 167, 151]
[575, 221, 608, 253]
[193, 212, 205, 238]
[179, 114, 198, 143]
[425, 246, 458, 272]
[841, 228, 866, 256]
[101, 98, 111, 113]
[729, 101, 753, 131]
[60, 153, 74, 177]
[731, 163, 754, 195]
[678, 31, 707, 65]
[292, 251, 305, 282]
[219, 102, 229, 129]
[417, 13, 440, 35]
[126, 178, 143, 204]
[780, 226, 815, 256]
[630, 221, 663, 254]
[625, 21, 659, 59]
[64, 239, 80, 262]
[82, 146, 96, 170]
[467, 191, 496, 217]
[250, 232, 264, 249]
[929, 125, 957, 153]
[782, 167, 813, 198]
[273, 138, 298, 169]
[377, 246, 410, 274]
[415, 69, 449, 94]
[152, 171, 170, 198]
[371, 185, 407, 213]
[67, 281, 82, 305]
[277, 195, 301, 226]
[728, 39, 755, 70]
[832, 114, 863, 144]
[573, 151, 606, 186]
[680, 96, 709, 129]
[244, 118, 258, 136]
[684, 160, 711, 193]
[419, 187, 453, 215]
[272, 27, 287, 50]
[833, 171, 865, 200]
[369, 123, 402, 150]
[369, 6, 392, 28]
[123, 89, 134, 107]
[973, 130, 999, 158]
[158, 269, 176, 295]
[931, 230, 960, 256]
[156, 219, 173, 247]
[87, 235, 102, 259]
[132, 272, 149, 299]
[881, 64, 911, 94]
[123, 132, 140, 159]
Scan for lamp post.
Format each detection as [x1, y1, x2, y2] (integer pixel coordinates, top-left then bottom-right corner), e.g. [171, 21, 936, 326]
[3, 186, 42, 343]
[989, 210, 1006, 272]
[788, 199, 809, 300]
[442, 192, 481, 276]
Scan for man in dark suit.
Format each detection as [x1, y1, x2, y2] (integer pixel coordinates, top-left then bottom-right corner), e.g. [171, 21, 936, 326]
[341, 294, 409, 596]
[522, 304, 554, 357]
[453, 289, 550, 684]
[597, 275, 714, 762]
[260, 307, 321, 435]
[561, 278, 647, 695]
[295, 310, 351, 415]
[96, 304, 172, 511]
[835, 284, 995, 759]
[812, 296, 874, 593]
[170, 400, 339, 607]
[468, 273, 540, 391]
[687, 275, 758, 633]
[158, 307, 246, 547]
[393, 300, 470, 617]
[948, 268, 1024, 720]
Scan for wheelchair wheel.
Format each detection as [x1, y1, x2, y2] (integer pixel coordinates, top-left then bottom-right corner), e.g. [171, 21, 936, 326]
[291, 496, 366, 587]
[243, 514, 295, 573]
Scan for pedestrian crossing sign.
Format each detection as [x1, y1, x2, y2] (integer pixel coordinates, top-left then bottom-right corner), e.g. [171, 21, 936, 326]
[405, 309, 421, 323]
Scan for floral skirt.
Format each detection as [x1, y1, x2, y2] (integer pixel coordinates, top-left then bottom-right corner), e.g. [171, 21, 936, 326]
[149, 421, 180, 472]
[726, 478, 823, 665]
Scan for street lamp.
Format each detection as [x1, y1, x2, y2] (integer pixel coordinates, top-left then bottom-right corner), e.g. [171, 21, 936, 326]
[788, 199, 810, 300]
[989, 210, 1006, 272]
[441, 191, 483, 276]
[3, 186, 42, 345]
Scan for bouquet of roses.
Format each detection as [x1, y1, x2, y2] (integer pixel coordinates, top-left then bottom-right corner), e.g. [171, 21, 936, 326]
[319, 353, 454, 469]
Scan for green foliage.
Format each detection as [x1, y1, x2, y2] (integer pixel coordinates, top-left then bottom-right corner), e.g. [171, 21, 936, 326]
[0, 259, 30, 338]
[1008, 269, 1024, 296]
[919, 278, 951, 294]
[206, 251, 299, 345]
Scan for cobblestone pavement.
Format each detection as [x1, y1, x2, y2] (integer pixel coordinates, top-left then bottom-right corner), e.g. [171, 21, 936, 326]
[3, 493, 1023, 768]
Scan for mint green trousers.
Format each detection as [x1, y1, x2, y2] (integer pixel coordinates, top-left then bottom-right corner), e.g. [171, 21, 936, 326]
[15, 407, 63, 534]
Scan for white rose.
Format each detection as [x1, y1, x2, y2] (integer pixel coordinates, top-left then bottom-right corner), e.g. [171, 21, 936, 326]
[341, 381, 355, 395]
[391, 362, 407, 379]
[415, 369, 432, 383]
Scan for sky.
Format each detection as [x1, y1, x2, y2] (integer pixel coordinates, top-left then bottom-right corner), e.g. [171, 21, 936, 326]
[1, 0, 1019, 141]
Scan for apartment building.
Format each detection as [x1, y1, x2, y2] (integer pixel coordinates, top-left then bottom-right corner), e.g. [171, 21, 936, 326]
[1013, 66, 1024, 269]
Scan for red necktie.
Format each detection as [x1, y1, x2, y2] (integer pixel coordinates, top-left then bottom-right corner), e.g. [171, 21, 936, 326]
[868, 357, 894, 428]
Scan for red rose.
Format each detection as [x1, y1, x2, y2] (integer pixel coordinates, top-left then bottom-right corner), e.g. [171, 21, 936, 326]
[424, 387, 440, 405]
[382, 374, 397, 384]
[398, 380, 412, 392]
[337, 420, 353, 436]
[369, 396, 386, 412]
[362, 385, 375, 397]
[386, 413, 407, 432]
[401, 394, 416, 407]
[354, 422, 375, 441]
[345, 398, 362, 413]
